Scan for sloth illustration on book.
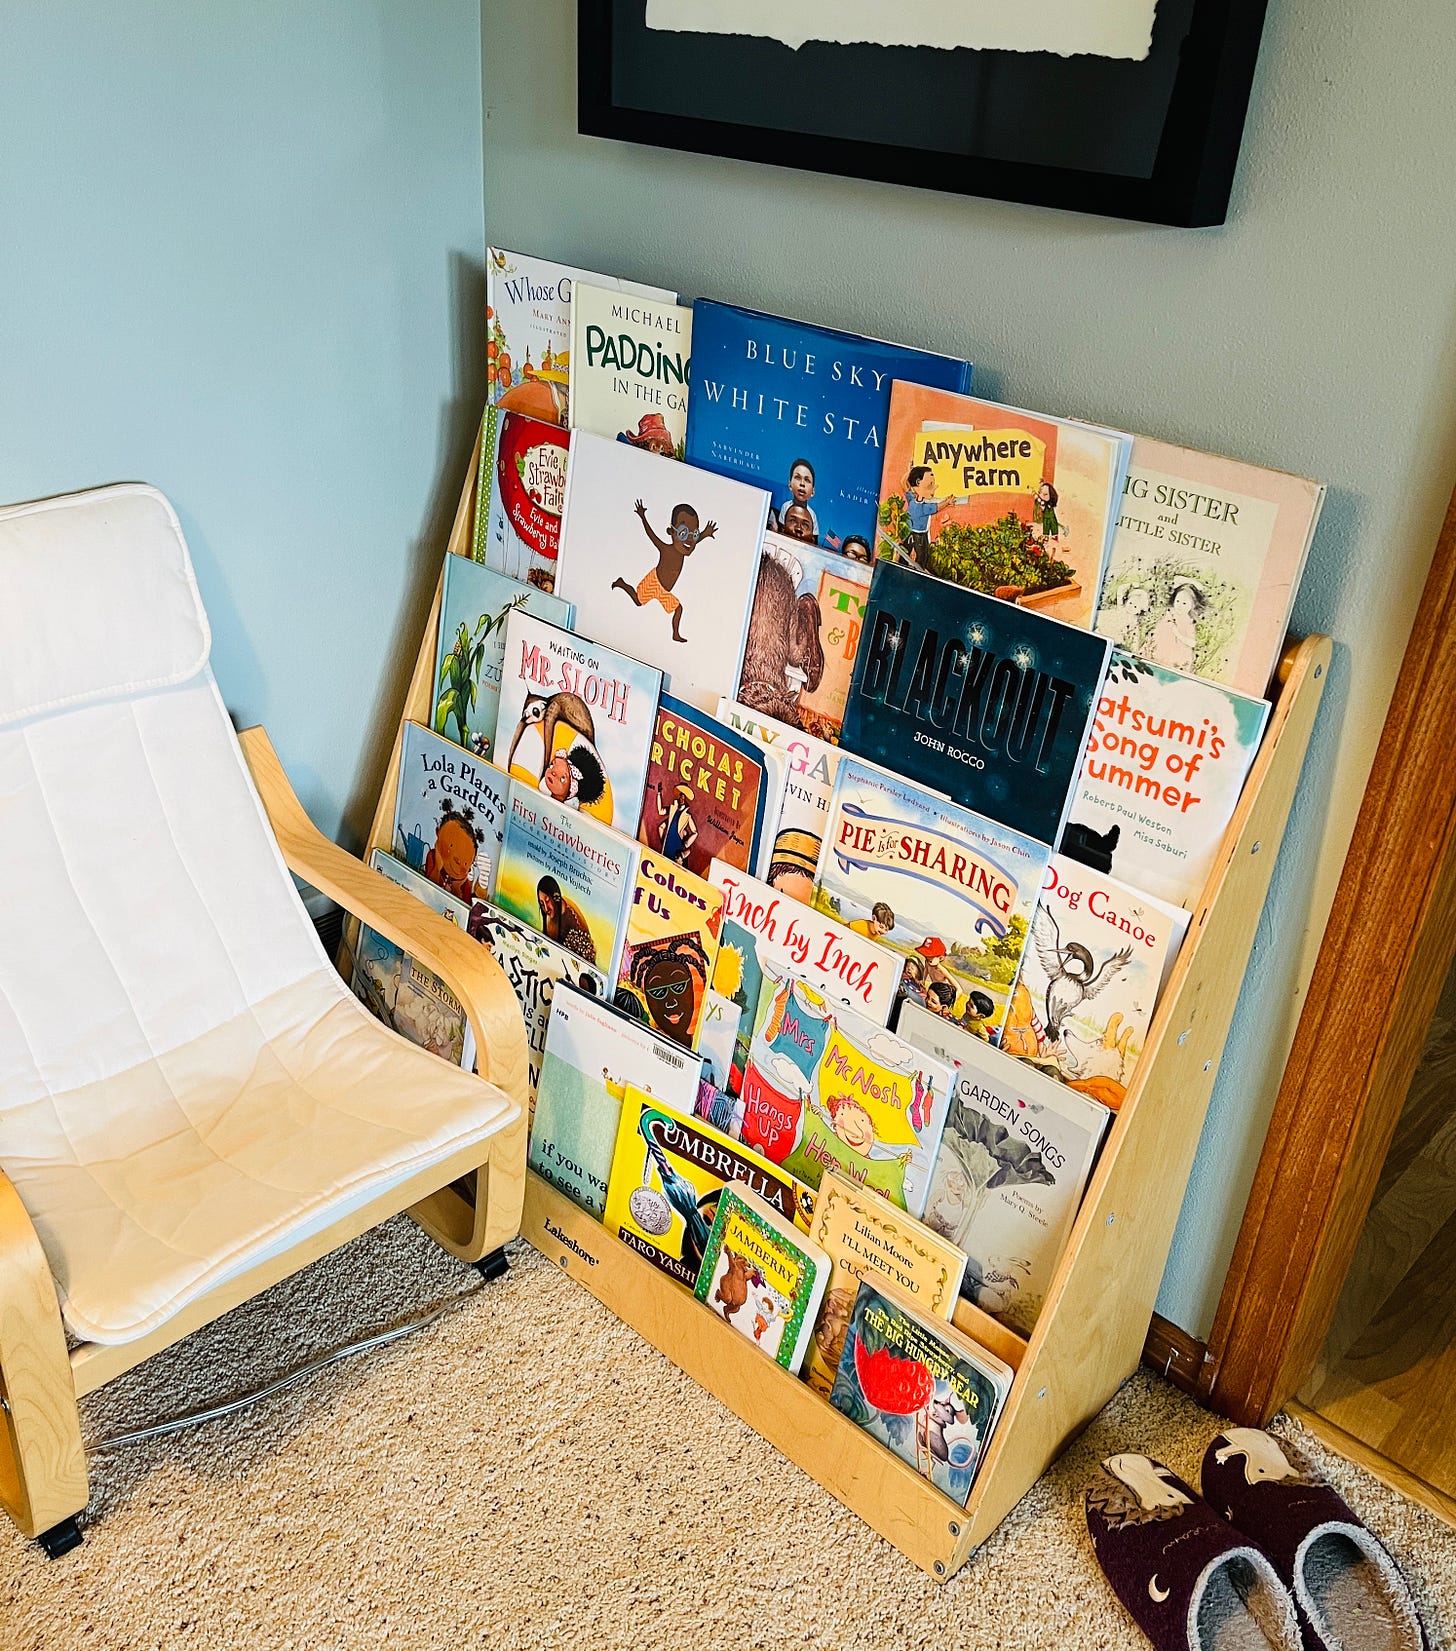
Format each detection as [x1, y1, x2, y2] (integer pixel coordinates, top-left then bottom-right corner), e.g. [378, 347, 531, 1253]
[613, 497, 716, 643]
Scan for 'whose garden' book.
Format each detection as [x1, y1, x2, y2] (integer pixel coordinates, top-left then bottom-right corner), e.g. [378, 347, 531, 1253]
[568, 280, 692, 456]
[394, 722, 509, 904]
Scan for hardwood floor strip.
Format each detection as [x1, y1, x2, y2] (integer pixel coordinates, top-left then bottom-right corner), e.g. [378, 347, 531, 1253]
[1285, 1401, 1456, 1533]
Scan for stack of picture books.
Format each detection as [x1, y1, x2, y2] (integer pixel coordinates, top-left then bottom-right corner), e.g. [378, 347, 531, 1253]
[352, 246, 1326, 1508]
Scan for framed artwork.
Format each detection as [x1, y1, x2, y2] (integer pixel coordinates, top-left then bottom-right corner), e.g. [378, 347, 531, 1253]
[578, 0, 1270, 227]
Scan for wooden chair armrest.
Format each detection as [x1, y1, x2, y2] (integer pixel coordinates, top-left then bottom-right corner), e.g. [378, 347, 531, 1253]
[236, 725, 529, 1114]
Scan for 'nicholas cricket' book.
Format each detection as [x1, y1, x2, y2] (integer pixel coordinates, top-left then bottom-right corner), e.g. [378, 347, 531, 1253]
[638, 694, 768, 879]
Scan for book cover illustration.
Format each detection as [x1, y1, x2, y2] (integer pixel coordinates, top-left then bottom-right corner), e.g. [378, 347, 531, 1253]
[470, 406, 571, 592]
[494, 780, 639, 980]
[684, 299, 973, 551]
[803, 1170, 966, 1397]
[875, 383, 1131, 631]
[696, 988, 743, 1092]
[394, 722, 509, 903]
[432, 555, 574, 763]
[486, 247, 674, 426]
[813, 758, 1050, 1039]
[734, 533, 870, 742]
[840, 560, 1111, 846]
[999, 855, 1189, 1110]
[901, 1002, 1111, 1334]
[555, 430, 770, 713]
[1060, 650, 1270, 908]
[829, 1279, 1013, 1506]
[1095, 437, 1325, 697]
[530, 984, 701, 1217]
[495, 606, 661, 837]
[568, 280, 692, 457]
[603, 1089, 816, 1287]
[693, 1185, 831, 1374]
[638, 694, 768, 879]
[615, 851, 725, 1049]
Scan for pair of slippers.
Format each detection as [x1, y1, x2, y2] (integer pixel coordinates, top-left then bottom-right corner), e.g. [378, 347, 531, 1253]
[1086, 1427, 1430, 1651]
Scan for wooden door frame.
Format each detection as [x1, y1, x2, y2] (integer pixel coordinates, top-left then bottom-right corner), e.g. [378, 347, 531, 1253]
[1205, 485, 1456, 1425]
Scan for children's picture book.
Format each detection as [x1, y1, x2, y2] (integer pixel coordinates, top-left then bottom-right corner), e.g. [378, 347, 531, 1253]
[829, 1279, 1013, 1506]
[733, 533, 870, 742]
[803, 1170, 966, 1398]
[555, 430, 770, 713]
[432, 555, 574, 764]
[495, 607, 661, 837]
[999, 855, 1189, 1110]
[603, 1089, 816, 1287]
[470, 406, 571, 592]
[494, 780, 639, 980]
[530, 985, 701, 1217]
[568, 281, 692, 457]
[1095, 437, 1325, 697]
[1060, 649, 1270, 908]
[394, 722, 509, 903]
[694, 1185, 831, 1374]
[840, 560, 1111, 847]
[695, 989, 743, 1093]
[638, 694, 768, 879]
[901, 1002, 1111, 1334]
[615, 851, 724, 1049]
[486, 247, 674, 426]
[875, 383, 1132, 632]
[685, 299, 973, 552]
[814, 758, 1050, 1040]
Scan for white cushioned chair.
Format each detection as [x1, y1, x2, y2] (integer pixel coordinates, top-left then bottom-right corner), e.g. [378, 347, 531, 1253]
[0, 485, 529, 1554]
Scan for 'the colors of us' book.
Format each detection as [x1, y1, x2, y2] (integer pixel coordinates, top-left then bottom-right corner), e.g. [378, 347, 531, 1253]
[615, 851, 724, 1049]
[568, 281, 692, 457]
[394, 722, 509, 904]
[495, 607, 661, 837]
[685, 299, 973, 552]
[1059, 649, 1270, 908]
[829, 1278, 1013, 1506]
[900, 1002, 1111, 1335]
[840, 560, 1111, 846]
[470, 407, 571, 591]
[638, 693, 768, 879]
[694, 1185, 831, 1374]
[1095, 436, 1325, 698]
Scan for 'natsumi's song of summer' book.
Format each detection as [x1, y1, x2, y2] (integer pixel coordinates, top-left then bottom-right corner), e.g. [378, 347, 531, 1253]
[638, 694, 768, 879]
[568, 281, 693, 457]
[394, 722, 509, 904]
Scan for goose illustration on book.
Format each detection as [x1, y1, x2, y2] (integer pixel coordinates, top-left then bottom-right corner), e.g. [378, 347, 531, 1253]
[1031, 905, 1133, 1043]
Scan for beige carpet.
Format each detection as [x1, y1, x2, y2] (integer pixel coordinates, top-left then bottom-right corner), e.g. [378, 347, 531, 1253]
[3, 1217, 1451, 1650]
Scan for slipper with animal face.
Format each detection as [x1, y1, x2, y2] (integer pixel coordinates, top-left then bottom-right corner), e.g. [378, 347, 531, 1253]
[1087, 1453, 1304, 1651]
[1202, 1429, 1430, 1651]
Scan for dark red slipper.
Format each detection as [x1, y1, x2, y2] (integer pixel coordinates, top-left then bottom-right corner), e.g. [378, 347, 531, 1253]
[1202, 1429, 1430, 1651]
[1087, 1453, 1303, 1650]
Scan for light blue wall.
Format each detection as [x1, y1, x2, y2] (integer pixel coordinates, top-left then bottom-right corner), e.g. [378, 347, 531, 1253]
[0, 1, 486, 846]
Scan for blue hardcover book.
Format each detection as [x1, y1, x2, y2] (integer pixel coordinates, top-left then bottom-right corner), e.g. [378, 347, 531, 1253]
[840, 562, 1111, 846]
[684, 301, 973, 553]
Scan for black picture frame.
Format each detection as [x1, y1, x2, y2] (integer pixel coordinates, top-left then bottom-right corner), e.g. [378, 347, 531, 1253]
[578, 1, 1270, 228]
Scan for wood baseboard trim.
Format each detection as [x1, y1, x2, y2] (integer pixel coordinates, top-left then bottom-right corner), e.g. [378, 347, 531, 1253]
[1142, 1312, 1215, 1398]
[1283, 1402, 1456, 1532]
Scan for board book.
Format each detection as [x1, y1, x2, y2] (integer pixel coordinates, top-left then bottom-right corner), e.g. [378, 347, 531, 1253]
[470, 407, 571, 591]
[394, 721, 508, 904]
[615, 851, 724, 1049]
[568, 281, 692, 457]
[638, 694, 768, 879]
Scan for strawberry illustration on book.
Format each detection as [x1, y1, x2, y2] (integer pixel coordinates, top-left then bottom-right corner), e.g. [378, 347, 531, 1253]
[612, 497, 716, 644]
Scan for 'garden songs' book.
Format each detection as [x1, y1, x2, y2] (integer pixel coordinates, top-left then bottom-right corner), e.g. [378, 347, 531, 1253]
[495, 606, 661, 837]
[615, 851, 724, 1049]
[568, 281, 692, 457]
[394, 722, 509, 904]
[638, 694, 768, 879]
[840, 559, 1111, 846]
[1095, 436, 1325, 697]
[685, 299, 973, 551]
[470, 407, 570, 591]
[555, 430, 771, 713]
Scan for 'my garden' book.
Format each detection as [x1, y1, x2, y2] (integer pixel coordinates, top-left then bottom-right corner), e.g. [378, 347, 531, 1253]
[568, 280, 692, 456]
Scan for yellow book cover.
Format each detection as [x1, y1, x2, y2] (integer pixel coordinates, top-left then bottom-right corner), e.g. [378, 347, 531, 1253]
[615, 850, 724, 1049]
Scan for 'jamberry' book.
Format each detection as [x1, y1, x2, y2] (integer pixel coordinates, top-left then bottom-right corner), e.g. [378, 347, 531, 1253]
[568, 281, 692, 457]
[685, 299, 973, 551]
[394, 722, 509, 904]
[615, 851, 724, 1049]
[840, 560, 1111, 845]
[470, 408, 571, 591]
[638, 694, 768, 879]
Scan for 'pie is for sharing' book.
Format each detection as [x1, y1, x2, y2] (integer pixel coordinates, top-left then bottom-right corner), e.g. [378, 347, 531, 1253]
[568, 281, 692, 457]
[685, 299, 973, 552]
[615, 851, 724, 1050]
[639, 694, 768, 879]
[495, 606, 661, 837]
[840, 559, 1111, 846]
[1060, 649, 1270, 908]
[694, 1185, 831, 1374]
[394, 722, 509, 904]
[470, 407, 571, 591]
[555, 430, 770, 713]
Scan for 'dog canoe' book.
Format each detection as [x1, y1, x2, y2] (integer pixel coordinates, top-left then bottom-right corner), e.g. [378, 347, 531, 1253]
[394, 722, 509, 903]
[495, 607, 661, 837]
[639, 694, 768, 879]
[556, 430, 770, 713]
[830, 1279, 1013, 1506]
[685, 299, 973, 552]
[813, 758, 1050, 1039]
[530, 985, 701, 1217]
[694, 1186, 831, 1374]
[841, 560, 1111, 846]
[470, 407, 571, 591]
[876, 383, 1131, 631]
[1061, 649, 1270, 908]
[432, 555, 574, 764]
[615, 852, 724, 1049]
[734, 533, 870, 742]
[494, 780, 639, 979]
[568, 281, 692, 456]
[901, 1002, 1111, 1335]
[1095, 436, 1325, 697]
